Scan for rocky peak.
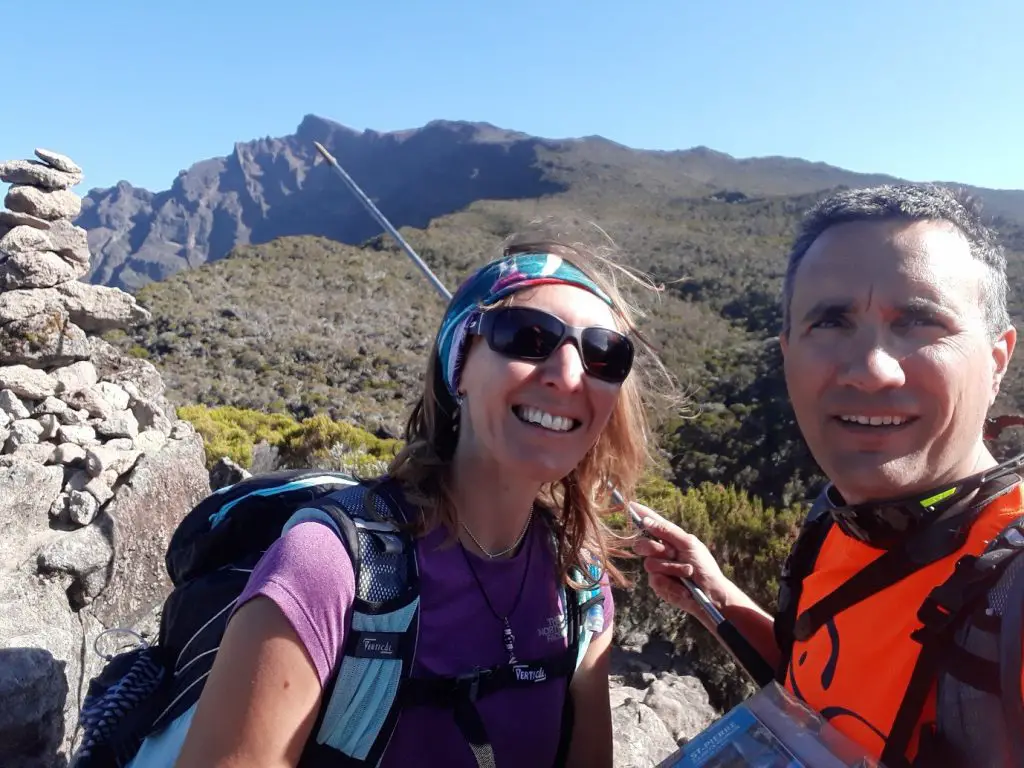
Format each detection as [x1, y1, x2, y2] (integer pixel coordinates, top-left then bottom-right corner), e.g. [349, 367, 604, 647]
[0, 149, 212, 767]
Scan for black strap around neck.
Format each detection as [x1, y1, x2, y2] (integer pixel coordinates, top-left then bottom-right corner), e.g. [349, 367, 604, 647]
[792, 501, 983, 643]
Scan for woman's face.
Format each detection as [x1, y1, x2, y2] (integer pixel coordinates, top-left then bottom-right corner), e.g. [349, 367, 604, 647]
[454, 283, 627, 485]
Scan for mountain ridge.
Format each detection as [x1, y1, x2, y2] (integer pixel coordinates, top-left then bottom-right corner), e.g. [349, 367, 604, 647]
[74, 113, 1024, 292]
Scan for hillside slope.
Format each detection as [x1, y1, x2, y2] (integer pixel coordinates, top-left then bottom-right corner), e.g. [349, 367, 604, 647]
[111, 190, 1024, 506]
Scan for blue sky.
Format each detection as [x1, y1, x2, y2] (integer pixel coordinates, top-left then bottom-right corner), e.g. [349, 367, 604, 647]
[2, 0, 1022, 194]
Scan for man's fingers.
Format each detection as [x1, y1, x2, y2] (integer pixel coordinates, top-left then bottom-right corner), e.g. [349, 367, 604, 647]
[631, 538, 676, 560]
[636, 513, 692, 552]
[645, 559, 695, 580]
[649, 574, 695, 608]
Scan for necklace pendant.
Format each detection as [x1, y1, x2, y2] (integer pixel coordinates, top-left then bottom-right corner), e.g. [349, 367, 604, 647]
[502, 617, 517, 664]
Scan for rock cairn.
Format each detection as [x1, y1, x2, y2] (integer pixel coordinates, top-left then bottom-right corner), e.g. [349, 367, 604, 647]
[0, 150, 170, 525]
[0, 149, 211, 768]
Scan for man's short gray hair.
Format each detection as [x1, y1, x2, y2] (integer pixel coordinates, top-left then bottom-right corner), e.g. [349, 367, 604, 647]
[782, 184, 1011, 339]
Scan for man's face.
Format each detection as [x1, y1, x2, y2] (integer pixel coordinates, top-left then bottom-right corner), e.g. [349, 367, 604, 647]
[780, 219, 1016, 504]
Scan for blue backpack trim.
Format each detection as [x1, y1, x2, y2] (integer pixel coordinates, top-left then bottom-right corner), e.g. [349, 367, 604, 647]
[73, 472, 604, 768]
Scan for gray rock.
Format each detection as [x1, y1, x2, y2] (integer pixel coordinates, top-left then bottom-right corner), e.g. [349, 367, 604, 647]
[67, 490, 99, 526]
[134, 428, 167, 454]
[45, 220, 90, 266]
[37, 523, 113, 582]
[0, 646, 68, 767]
[0, 572, 89, 765]
[0, 311, 91, 366]
[37, 414, 59, 440]
[63, 469, 87, 492]
[0, 250, 86, 290]
[52, 442, 86, 465]
[250, 440, 281, 474]
[4, 185, 82, 221]
[89, 430, 211, 629]
[34, 148, 82, 175]
[611, 699, 679, 768]
[210, 455, 252, 490]
[34, 396, 67, 416]
[84, 444, 141, 479]
[0, 460, 65, 571]
[0, 225, 53, 254]
[48, 491, 70, 522]
[56, 281, 151, 333]
[0, 289, 62, 326]
[94, 409, 139, 439]
[12, 442, 56, 465]
[0, 365, 57, 400]
[103, 437, 136, 452]
[59, 385, 112, 420]
[0, 210, 51, 231]
[97, 381, 130, 411]
[58, 407, 90, 426]
[0, 409, 9, 429]
[129, 392, 173, 434]
[642, 673, 718, 742]
[56, 424, 95, 446]
[88, 338, 166, 402]
[0, 389, 31, 419]
[52, 361, 98, 394]
[0, 160, 82, 190]
[6, 419, 44, 451]
[84, 475, 114, 506]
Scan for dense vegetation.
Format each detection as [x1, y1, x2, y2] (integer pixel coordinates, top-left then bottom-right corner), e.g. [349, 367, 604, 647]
[115, 161, 1024, 707]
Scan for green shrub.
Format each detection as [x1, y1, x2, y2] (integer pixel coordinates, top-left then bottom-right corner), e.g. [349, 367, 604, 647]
[176, 404, 299, 468]
[177, 404, 403, 472]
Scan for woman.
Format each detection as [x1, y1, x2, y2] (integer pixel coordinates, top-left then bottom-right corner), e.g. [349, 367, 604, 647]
[174, 231, 670, 767]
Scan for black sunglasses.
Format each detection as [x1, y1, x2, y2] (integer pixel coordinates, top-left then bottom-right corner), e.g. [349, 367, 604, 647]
[470, 306, 634, 384]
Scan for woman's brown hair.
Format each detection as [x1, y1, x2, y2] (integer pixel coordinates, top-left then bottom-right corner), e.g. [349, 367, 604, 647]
[386, 220, 679, 589]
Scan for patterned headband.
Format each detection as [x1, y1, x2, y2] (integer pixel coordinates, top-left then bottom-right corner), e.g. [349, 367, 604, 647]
[436, 252, 613, 399]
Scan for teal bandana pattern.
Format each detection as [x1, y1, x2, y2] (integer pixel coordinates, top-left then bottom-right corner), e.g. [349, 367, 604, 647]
[437, 252, 613, 398]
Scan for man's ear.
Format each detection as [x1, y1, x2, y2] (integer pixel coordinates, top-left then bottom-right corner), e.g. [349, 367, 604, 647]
[779, 329, 789, 358]
[990, 325, 1017, 404]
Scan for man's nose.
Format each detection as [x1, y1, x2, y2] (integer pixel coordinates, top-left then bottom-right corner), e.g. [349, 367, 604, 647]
[836, 340, 906, 392]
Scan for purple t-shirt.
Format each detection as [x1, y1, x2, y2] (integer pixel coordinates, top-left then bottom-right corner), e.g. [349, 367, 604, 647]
[235, 514, 614, 766]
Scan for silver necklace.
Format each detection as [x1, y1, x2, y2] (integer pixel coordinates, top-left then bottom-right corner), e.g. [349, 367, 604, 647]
[460, 505, 534, 559]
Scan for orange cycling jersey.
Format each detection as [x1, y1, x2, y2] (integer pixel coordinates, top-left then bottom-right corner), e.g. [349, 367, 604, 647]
[784, 483, 1024, 763]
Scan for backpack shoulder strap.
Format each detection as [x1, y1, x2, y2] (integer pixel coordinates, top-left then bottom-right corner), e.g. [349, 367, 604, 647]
[997, 523, 1024, 758]
[919, 513, 1024, 767]
[882, 512, 1024, 767]
[566, 559, 606, 672]
[287, 478, 422, 767]
[773, 490, 835, 682]
[549, 530, 606, 768]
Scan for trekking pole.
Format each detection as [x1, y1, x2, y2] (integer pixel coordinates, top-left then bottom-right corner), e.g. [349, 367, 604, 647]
[313, 141, 452, 302]
[315, 140, 776, 687]
[613, 488, 777, 687]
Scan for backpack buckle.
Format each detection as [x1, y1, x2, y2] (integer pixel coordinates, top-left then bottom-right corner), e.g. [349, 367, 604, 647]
[354, 519, 405, 555]
[456, 668, 491, 702]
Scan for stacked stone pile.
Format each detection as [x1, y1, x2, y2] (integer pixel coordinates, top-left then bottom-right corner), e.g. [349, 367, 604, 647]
[0, 150, 175, 537]
[0, 149, 211, 768]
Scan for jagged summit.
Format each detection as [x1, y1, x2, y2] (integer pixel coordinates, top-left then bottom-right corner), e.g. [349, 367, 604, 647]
[73, 115, 1024, 293]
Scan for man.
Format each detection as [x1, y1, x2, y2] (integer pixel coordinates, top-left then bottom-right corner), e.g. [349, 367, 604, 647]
[634, 184, 1024, 767]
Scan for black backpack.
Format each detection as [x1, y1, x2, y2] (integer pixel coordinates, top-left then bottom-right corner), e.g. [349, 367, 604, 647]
[773, 476, 1024, 767]
[72, 470, 606, 767]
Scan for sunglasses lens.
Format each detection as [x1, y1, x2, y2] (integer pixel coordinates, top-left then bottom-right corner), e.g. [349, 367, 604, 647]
[581, 328, 634, 383]
[488, 307, 563, 359]
[486, 308, 633, 383]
